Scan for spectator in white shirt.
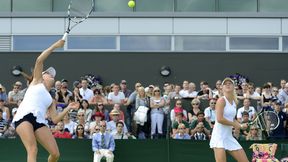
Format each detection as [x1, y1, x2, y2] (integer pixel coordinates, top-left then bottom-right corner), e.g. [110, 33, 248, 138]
[107, 84, 125, 105]
[237, 98, 256, 122]
[79, 79, 94, 101]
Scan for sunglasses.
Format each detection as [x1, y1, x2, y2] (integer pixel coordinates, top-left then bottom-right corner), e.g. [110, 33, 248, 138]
[98, 104, 103, 106]
[95, 129, 100, 131]
[100, 125, 106, 127]
[78, 114, 84, 117]
[176, 103, 182, 105]
[210, 102, 216, 104]
[192, 103, 199, 105]
[77, 128, 84, 130]
[154, 90, 160, 92]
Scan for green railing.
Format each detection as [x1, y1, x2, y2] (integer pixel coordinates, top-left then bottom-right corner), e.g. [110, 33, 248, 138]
[1, 139, 288, 162]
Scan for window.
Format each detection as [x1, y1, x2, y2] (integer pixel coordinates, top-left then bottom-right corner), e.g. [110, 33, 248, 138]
[68, 36, 116, 50]
[229, 37, 279, 50]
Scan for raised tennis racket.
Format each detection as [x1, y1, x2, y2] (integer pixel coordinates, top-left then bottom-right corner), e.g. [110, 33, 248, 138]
[249, 110, 279, 132]
[62, 0, 94, 40]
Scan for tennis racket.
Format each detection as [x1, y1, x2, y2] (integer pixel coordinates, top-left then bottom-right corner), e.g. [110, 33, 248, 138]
[249, 110, 279, 132]
[62, 0, 94, 40]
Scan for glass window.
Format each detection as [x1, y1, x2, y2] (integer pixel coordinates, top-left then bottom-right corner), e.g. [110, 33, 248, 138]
[283, 37, 288, 52]
[230, 37, 279, 50]
[135, 0, 173, 12]
[175, 36, 226, 51]
[120, 36, 171, 51]
[259, 0, 288, 12]
[219, 0, 257, 11]
[13, 0, 52, 12]
[68, 36, 116, 50]
[0, 0, 11, 12]
[52, 0, 70, 12]
[13, 35, 63, 51]
[0, 36, 11, 51]
[95, 0, 131, 12]
[175, 0, 215, 12]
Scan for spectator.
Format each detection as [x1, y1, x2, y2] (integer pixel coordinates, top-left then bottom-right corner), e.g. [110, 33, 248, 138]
[236, 98, 256, 122]
[55, 82, 70, 109]
[192, 122, 207, 140]
[109, 104, 125, 121]
[174, 123, 190, 140]
[188, 98, 201, 123]
[239, 112, 251, 140]
[79, 99, 93, 123]
[0, 84, 8, 103]
[107, 84, 125, 105]
[93, 103, 110, 122]
[89, 112, 104, 136]
[277, 83, 288, 106]
[271, 87, 279, 101]
[261, 84, 273, 108]
[92, 120, 115, 162]
[246, 125, 262, 141]
[8, 81, 24, 106]
[204, 98, 217, 128]
[190, 111, 211, 137]
[179, 80, 189, 98]
[246, 83, 261, 100]
[171, 111, 189, 137]
[63, 113, 76, 135]
[0, 99, 10, 122]
[90, 125, 101, 138]
[119, 80, 132, 103]
[270, 100, 287, 139]
[107, 110, 128, 135]
[167, 84, 182, 101]
[75, 110, 89, 134]
[135, 86, 150, 139]
[0, 109, 8, 137]
[150, 87, 165, 139]
[197, 81, 212, 100]
[53, 121, 72, 139]
[73, 124, 89, 139]
[212, 80, 222, 98]
[279, 79, 287, 94]
[79, 79, 94, 101]
[72, 87, 83, 102]
[170, 99, 188, 123]
[112, 121, 128, 139]
[89, 89, 108, 106]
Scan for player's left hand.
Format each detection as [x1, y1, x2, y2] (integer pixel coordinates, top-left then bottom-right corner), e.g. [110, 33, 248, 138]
[68, 102, 80, 110]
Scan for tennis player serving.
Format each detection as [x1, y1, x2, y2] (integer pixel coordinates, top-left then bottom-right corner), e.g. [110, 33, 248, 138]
[12, 39, 79, 162]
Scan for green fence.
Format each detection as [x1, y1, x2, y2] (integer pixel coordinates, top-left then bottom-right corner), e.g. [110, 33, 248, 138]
[1, 139, 288, 162]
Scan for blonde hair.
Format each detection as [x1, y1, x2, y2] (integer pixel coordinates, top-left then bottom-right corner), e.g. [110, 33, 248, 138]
[233, 90, 238, 105]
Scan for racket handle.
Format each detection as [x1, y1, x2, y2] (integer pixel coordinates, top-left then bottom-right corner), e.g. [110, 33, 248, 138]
[62, 33, 68, 40]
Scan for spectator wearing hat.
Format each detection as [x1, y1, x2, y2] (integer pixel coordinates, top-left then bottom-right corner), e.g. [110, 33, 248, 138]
[109, 104, 124, 121]
[171, 110, 189, 138]
[0, 99, 10, 122]
[89, 112, 105, 136]
[93, 102, 110, 122]
[174, 123, 190, 140]
[0, 84, 8, 103]
[107, 110, 128, 135]
[270, 100, 287, 139]
[112, 121, 128, 140]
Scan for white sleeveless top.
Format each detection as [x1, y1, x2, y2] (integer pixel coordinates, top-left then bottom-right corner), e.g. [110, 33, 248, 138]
[12, 84, 52, 126]
[209, 96, 242, 151]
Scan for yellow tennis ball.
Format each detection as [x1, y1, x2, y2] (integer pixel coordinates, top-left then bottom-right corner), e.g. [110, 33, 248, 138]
[128, 0, 135, 8]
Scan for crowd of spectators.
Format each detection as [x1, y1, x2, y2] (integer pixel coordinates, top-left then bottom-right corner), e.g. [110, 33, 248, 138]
[0, 77, 287, 141]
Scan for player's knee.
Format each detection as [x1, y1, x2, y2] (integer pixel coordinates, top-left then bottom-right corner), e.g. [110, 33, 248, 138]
[50, 150, 60, 160]
[27, 145, 38, 156]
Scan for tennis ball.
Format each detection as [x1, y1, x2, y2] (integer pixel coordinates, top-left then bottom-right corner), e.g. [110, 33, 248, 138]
[128, 0, 135, 8]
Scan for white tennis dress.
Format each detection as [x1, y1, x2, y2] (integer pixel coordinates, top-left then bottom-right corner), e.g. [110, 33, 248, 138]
[12, 83, 52, 126]
[209, 96, 242, 151]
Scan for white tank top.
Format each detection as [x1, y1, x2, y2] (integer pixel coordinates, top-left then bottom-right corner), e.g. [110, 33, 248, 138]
[12, 83, 52, 125]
